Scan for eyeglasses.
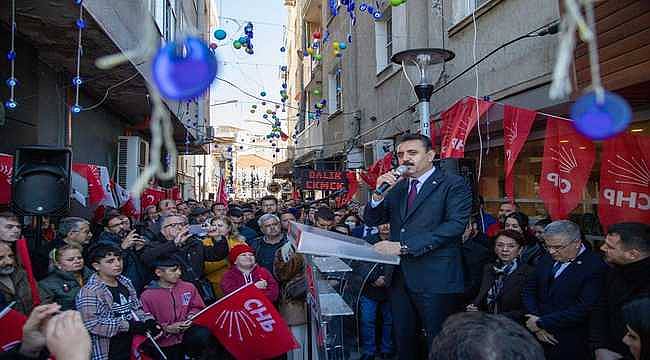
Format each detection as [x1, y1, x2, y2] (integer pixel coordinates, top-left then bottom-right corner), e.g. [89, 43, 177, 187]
[163, 221, 188, 229]
[543, 241, 575, 253]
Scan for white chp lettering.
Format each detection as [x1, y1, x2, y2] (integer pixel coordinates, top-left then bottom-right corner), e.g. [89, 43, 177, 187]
[546, 172, 572, 194]
[602, 189, 650, 210]
[244, 299, 275, 332]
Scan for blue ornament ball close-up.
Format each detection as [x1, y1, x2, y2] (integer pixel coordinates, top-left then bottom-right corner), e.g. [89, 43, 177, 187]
[571, 91, 632, 140]
[214, 29, 227, 40]
[151, 36, 218, 101]
[4, 99, 18, 110]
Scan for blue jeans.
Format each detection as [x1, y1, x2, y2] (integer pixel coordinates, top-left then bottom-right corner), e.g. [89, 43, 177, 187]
[359, 296, 394, 355]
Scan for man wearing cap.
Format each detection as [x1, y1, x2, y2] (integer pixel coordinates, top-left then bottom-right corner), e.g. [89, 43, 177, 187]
[220, 244, 278, 302]
[189, 207, 211, 225]
[314, 207, 336, 231]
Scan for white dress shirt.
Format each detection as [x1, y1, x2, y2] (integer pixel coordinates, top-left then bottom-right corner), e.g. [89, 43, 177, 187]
[370, 166, 436, 208]
[553, 243, 586, 278]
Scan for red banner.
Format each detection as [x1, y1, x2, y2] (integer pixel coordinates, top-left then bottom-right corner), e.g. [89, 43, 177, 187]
[0, 309, 27, 352]
[599, 133, 650, 230]
[539, 116, 596, 220]
[192, 284, 297, 360]
[0, 154, 12, 205]
[360, 152, 393, 189]
[503, 105, 537, 202]
[141, 187, 166, 210]
[440, 97, 493, 158]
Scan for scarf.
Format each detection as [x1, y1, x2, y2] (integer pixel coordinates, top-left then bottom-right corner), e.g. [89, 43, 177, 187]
[486, 258, 518, 313]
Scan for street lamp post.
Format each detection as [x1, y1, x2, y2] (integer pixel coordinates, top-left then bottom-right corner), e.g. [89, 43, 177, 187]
[392, 48, 455, 137]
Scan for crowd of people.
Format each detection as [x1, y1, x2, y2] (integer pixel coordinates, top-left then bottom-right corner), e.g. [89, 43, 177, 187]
[0, 190, 648, 360]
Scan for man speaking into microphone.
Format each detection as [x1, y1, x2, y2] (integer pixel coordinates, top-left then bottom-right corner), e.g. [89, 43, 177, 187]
[364, 134, 472, 358]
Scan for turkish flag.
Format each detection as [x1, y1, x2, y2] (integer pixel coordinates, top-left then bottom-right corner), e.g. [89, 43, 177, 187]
[539, 116, 596, 220]
[0, 154, 12, 204]
[360, 152, 393, 189]
[598, 133, 650, 230]
[167, 186, 182, 201]
[192, 283, 298, 360]
[71, 164, 104, 207]
[0, 308, 27, 352]
[141, 187, 166, 210]
[503, 105, 537, 202]
[217, 177, 228, 205]
[440, 97, 493, 158]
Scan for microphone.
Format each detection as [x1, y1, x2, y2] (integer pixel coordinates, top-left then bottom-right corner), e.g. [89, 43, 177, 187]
[374, 165, 408, 196]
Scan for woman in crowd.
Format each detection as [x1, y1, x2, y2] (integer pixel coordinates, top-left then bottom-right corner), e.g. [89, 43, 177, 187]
[466, 230, 534, 324]
[202, 216, 245, 298]
[622, 298, 650, 360]
[221, 244, 278, 302]
[504, 212, 544, 266]
[38, 244, 93, 311]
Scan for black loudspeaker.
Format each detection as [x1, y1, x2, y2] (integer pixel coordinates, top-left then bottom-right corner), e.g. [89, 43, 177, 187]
[433, 158, 479, 215]
[12, 146, 72, 216]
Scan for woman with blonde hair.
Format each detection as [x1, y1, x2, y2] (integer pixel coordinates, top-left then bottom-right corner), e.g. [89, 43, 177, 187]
[38, 244, 93, 310]
[202, 216, 245, 298]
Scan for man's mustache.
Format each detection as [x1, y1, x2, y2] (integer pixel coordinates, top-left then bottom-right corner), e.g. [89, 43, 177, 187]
[402, 162, 415, 166]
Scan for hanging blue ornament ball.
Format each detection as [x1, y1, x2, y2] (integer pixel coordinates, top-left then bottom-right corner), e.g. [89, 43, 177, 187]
[359, 3, 367, 11]
[263, 114, 269, 119]
[72, 76, 83, 86]
[373, 10, 383, 19]
[260, 91, 267, 97]
[303, 50, 309, 57]
[245, 47, 254, 55]
[6, 77, 18, 87]
[6, 50, 16, 61]
[367, 5, 375, 13]
[281, 66, 287, 72]
[239, 36, 249, 45]
[214, 29, 227, 40]
[152, 37, 218, 100]
[261, 101, 266, 106]
[281, 98, 286, 103]
[571, 90, 632, 140]
[4, 99, 17, 110]
[338, 42, 347, 50]
[280, 47, 286, 52]
[282, 83, 287, 89]
[71, 104, 82, 113]
[276, 148, 280, 153]
[73, 0, 83, 4]
[272, 143, 276, 147]
[75, 19, 86, 29]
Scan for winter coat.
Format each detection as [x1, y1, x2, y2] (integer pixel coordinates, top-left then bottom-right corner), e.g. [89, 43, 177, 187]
[0, 266, 33, 315]
[221, 265, 279, 302]
[38, 267, 93, 310]
[96, 231, 150, 293]
[140, 279, 205, 347]
[76, 274, 152, 360]
[141, 235, 229, 283]
[202, 235, 245, 298]
[273, 242, 307, 325]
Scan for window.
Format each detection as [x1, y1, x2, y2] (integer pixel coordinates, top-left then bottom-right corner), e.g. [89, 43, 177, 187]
[374, 8, 392, 73]
[452, 0, 490, 24]
[328, 67, 343, 114]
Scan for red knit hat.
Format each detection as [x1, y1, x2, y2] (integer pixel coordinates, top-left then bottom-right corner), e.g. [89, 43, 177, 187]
[228, 243, 255, 264]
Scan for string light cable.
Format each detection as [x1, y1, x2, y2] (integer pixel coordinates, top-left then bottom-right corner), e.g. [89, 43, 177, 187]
[4, 0, 18, 110]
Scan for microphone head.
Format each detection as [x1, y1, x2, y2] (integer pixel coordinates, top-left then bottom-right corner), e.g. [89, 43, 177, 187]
[395, 165, 409, 175]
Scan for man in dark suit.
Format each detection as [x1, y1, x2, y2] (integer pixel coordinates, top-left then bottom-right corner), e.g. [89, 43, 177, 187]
[364, 134, 473, 358]
[522, 220, 607, 360]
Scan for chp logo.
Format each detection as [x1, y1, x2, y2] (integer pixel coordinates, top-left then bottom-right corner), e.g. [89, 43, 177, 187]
[602, 154, 650, 210]
[213, 298, 276, 342]
[504, 118, 519, 162]
[545, 145, 578, 194]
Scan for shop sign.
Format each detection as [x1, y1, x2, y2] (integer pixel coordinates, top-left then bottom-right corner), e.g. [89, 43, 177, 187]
[293, 169, 347, 191]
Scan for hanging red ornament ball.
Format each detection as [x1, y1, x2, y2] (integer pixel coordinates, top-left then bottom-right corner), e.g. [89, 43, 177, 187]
[312, 31, 322, 39]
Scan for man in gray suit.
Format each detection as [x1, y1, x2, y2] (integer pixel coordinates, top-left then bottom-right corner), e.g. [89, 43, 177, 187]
[365, 134, 473, 358]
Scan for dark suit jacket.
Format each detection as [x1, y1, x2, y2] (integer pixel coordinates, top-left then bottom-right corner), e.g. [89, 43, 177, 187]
[364, 168, 472, 294]
[471, 262, 534, 323]
[522, 249, 607, 360]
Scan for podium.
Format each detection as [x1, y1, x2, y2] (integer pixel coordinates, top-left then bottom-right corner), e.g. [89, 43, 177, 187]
[287, 222, 399, 360]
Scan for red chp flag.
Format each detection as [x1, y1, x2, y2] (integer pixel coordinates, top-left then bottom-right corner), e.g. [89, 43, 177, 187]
[0, 309, 27, 352]
[192, 284, 298, 360]
[598, 133, 650, 230]
[503, 105, 537, 202]
[539, 116, 596, 220]
[360, 152, 393, 189]
[0, 154, 12, 204]
[440, 97, 493, 158]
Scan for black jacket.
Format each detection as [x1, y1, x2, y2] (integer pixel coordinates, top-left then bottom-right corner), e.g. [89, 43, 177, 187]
[461, 236, 491, 304]
[471, 262, 534, 323]
[96, 231, 150, 293]
[141, 235, 228, 282]
[589, 257, 650, 358]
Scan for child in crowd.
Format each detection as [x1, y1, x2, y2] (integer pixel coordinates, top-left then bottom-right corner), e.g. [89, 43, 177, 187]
[38, 244, 93, 311]
[139, 257, 207, 360]
[76, 243, 161, 360]
[221, 244, 279, 302]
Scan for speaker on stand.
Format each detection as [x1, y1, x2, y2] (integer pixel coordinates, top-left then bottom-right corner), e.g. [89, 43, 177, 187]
[432, 157, 479, 215]
[11, 146, 72, 248]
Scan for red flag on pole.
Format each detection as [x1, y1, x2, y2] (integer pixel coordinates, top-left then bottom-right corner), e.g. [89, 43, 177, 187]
[503, 105, 537, 203]
[539, 116, 596, 220]
[360, 152, 393, 189]
[0, 154, 12, 205]
[141, 187, 166, 210]
[217, 177, 228, 205]
[0, 308, 27, 352]
[192, 284, 298, 360]
[440, 97, 493, 158]
[598, 133, 650, 230]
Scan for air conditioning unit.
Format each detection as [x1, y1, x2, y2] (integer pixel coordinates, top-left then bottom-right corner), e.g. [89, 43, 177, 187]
[363, 140, 394, 168]
[117, 136, 149, 189]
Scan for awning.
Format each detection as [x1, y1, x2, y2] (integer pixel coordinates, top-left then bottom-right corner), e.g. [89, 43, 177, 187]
[272, 159, 293, 179]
